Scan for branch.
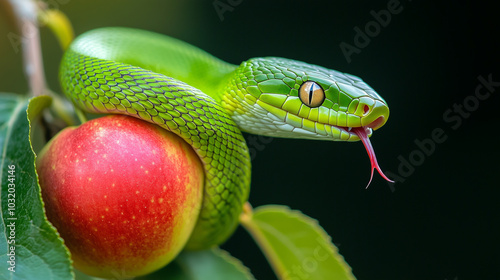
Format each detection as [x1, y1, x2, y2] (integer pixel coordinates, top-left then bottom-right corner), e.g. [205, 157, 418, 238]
[2, 0, 47, 97]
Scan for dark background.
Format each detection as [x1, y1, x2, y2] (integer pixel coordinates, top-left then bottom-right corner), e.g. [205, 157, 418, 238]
[1, 1, 498, 279]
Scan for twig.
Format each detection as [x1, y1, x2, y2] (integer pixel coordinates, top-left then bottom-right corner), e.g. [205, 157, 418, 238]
[3, 0, 47, 97]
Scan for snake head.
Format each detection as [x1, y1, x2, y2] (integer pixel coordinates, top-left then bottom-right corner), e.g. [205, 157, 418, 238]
[222, 57, 393, 186]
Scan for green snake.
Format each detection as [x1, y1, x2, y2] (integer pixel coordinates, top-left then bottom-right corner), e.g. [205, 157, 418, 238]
[59, 27, 393, 250]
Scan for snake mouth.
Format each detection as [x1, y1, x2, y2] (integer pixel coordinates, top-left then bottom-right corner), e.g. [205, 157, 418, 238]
[334, 116, 385, 139]
[335, 125, 372, 139]
[364, 116, 386, 130]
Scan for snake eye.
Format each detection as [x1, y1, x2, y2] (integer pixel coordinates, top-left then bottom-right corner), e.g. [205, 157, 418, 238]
[299, 81, 325, 108]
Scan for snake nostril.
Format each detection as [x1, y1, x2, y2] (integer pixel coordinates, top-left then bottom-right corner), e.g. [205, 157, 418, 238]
[363, 105, 370, 115]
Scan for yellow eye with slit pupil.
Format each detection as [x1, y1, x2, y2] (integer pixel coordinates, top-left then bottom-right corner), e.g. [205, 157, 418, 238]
[299, 81, 325, 108]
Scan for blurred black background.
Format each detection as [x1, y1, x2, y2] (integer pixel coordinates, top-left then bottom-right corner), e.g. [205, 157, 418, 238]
[1, 1, 498, 279]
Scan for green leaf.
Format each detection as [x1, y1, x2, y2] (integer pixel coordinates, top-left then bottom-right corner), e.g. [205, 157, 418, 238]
[0, 93, 73, 280]
[241, 205, 356, 280]
[74, 248, 254, 280]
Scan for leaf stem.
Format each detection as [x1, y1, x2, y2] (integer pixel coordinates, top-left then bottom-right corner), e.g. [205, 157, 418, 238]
[75, 108, 88, 124]
[239, 203, 288, 280]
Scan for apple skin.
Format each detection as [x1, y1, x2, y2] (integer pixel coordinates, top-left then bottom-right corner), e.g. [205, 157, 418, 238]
[36, 115, 204, 279]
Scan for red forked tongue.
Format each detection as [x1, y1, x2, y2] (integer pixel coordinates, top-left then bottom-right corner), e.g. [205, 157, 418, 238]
[351, 127, 394, 188]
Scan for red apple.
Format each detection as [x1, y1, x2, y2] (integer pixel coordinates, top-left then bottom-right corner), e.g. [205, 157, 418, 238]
[36, 115, 204, 278]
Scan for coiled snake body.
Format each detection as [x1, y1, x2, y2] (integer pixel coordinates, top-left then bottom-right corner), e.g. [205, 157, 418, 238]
[60, 27, 392, 250]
